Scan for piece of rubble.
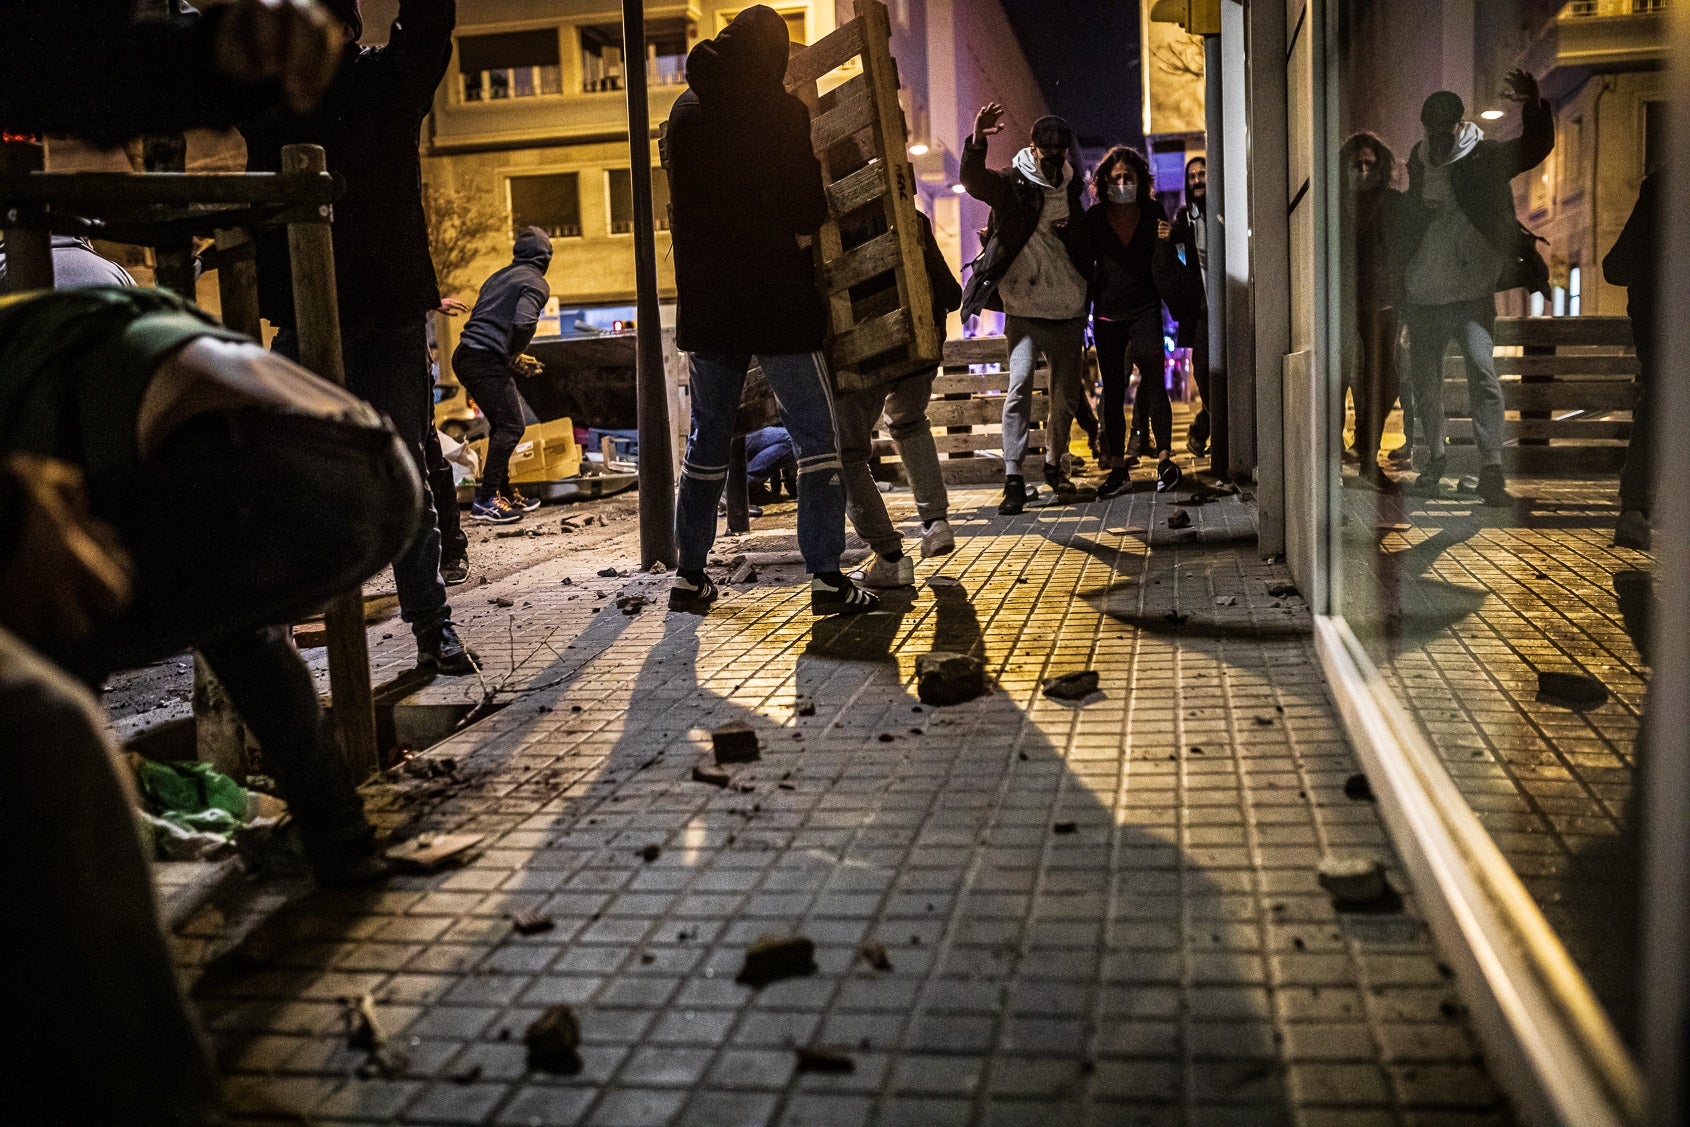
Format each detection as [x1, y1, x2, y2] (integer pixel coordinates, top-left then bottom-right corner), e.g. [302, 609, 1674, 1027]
[1317, 855, 1389, 908]
[510, 910, 555, 936]
[730, 560, 759, 584]
[1041, 670, 1099, 701]
[712, 721, 761, 763]
[737, 933, 818, 987]
[1214, 596, 1238, 607]
[915, 651, 985, 706]
[1266, 581, 1300, 598]
[794, 1045, 855, 1073]
[1167, 509, 1193, 530]
[491, 597, 514, 607]
[639, 843, 661, 863]
[1536, 671, 1608, 711]
[384, 832, 485, 871]
[1052, 821, 1079, 835]
[614, 594, 650, 616]
[691, 758, 732, 787]
[523, 1004, 583, 1074]
[1343, 773, 1376, 803]
[647, 560, 668, 574]
[560, 576, 573, 586]
[341, 992, 408, 1077]
[794, 694, 816, 717]
[858, 940, 892, 971]
[597, 566, 620, 578]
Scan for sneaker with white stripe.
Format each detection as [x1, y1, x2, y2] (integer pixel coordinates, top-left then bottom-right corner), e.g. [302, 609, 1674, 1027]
[811, 574, 880, 616]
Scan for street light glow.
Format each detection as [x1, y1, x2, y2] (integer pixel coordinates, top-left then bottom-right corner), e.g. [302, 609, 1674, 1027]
[1480, 109, 1505, 120]
[950, 182, 966, 194]
[908, 142, 930, 156]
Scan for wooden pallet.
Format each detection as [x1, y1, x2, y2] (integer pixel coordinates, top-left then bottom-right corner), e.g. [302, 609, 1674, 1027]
[1435, 315, 1636, 475]
[870, 336, 1051, 485]
[786, 0, 941, 394]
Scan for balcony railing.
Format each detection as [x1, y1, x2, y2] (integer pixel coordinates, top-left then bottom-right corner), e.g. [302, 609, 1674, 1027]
[580, 53, 688, 94]
[462, 66, 563, 102]
[1564, 0, 1667, 16]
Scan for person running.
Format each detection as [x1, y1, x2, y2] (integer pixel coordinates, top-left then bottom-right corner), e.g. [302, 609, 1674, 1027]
[959, 104, 1091, 515]
[664, 4, 876, 615]
[837, 210, 963, 587]
[454, 226, 553, 524]
[1083, 145, 1175, 498]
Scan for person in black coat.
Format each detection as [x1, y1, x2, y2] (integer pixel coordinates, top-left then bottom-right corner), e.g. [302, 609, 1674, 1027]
[241, 0, 478, 674]
[664, 4, 876, 617]
[1339, 132, 1408, 489]
[1605, 170, 1661, 549]
[1083, 145, 1174, 498]
[1154, 156, 1210, 459]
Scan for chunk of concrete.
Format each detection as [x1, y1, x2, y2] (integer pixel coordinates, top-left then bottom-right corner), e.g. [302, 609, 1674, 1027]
[1536, 671, 1608, 711]
[915, 652, 985, 706]
[523, 1005, 582, 1074]
[712, 721, 761, 763]
[1041, 670, 1099, 701]
[1317, 855, 1389, 908]
[737, 933, 817, 987]
[691, 758, 731, 787]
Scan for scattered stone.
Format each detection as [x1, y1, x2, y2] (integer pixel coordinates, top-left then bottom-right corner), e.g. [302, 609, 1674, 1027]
[1267, 582, 1300, 598]
[385, 833, 485, 871]
[1253, 715, 1275, 726]
[730, 560, 759, 584]
[1041, 670, 1099, 701]
[1167, 509, 1193, 529]
[647, 560, 668, 574]
[1343, 773, 1376, 803]
[476, 576, 489, 586]
[1163, 610, 1189, 626]
[1214, 595, 1237, 607]
[737, 933, 817, 987]
[1317, 855, 1398, 911]
[638, 843, 661, 863]
[494, 529, 530, 539]
[560, 576, 573, 586]
[877, 733, 895, 743]
[491, 597, 514, 607]
[858, 940, 892, 971]
[510, 910, 555, 936]
[794, 1046, 855, 1073]
[1052, 821, 1078, 835]
[523, 1005, 582, 1075]
[597, 566, 620, 578]
[614, 594, 650, 616]
[691, 759, 731, 787]
[794, 694, 816, 717]
[915, 651, 986, 706]
[1536, 671, 1608, 711]
[712, 721, 761, 763]
[340, 993, 408, 1077]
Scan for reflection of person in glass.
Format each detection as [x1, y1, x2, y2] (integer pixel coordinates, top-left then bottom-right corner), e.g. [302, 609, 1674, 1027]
[1604, 169, 1661, 550]
[1163, 157, 1210, 459]
[1399, 70, 1552, 505]
[1338, 132, 1406, 490]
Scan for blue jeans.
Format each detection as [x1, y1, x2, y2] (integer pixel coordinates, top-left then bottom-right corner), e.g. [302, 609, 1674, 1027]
[677, 350, 846, 573]
[276, 320, 451, 634]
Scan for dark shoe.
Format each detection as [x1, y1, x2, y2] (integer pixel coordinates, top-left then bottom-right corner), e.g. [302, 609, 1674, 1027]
[668, 571, 719, 612]
[1357, 463, 1398, 492]
[417, 622, 479, 676]
[998, 475, 1026, 516]
[811, 574, 880, 615]
[1126, 430, 1145, 459]
[1407, 461, 1446, 498]
[1386, 443, 1415, 466]
[1042, 462, 1079, 495]
[1476, 465, 1512, 507]
[1615, 508, 1651, 550]
[1155, 458, 1183, 493]
[1185, 423, 1208, 458]
[441, 556, 471, 586]
[1097, 467, 1131, 498]
[501, 487, 541, 513]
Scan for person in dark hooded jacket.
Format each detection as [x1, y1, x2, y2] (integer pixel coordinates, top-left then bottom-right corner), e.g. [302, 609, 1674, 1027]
[663, 4, 876, 618]
[454, 227, 553, 523]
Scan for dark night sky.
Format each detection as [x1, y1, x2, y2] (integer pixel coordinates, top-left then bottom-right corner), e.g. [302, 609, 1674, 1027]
[999, 0, 1145, 153]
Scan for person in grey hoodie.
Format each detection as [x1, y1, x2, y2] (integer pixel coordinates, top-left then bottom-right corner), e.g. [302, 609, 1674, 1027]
[453, 226, 552, 523]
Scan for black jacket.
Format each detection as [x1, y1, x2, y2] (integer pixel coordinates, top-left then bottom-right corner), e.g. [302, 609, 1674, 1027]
[1402, 97, 1554, 297]
[1603, 170, 1660, 358]
[666, 7, 829, 354]
[1155, 201, 1206, 347]
[917, 211, 963, 327]
[957, 136, 1088, 320]
[1081, 202, 1160, 319]
[0, 1, 278, 146]
[458, 228, 553, 362]
[241, 0, 455, 329]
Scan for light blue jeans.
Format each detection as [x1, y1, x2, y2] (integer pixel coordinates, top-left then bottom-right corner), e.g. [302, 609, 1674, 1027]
[677, 349, 846, 573]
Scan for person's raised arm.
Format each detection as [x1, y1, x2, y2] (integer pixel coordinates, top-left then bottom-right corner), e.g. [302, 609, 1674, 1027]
[370, 0, 457, 118]
[960, 102, 1012, 211]
[1498, 68, 1553, 178]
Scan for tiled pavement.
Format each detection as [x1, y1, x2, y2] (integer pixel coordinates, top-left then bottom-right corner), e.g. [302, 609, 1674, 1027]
[176, 480, 1511, 1126]
[1339, 472, 1647, 1042]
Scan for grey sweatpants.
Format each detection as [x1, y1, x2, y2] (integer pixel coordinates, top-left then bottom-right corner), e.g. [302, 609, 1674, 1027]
[835, 367, 950, 556]
[1003, 314, 1087, 475]
[1402, 297, 1505, 468]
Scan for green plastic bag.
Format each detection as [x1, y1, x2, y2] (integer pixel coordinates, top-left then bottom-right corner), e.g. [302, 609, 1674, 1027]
[130, 757, 248, 821]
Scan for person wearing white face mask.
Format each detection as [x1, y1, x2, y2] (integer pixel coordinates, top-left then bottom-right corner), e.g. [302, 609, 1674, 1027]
[1081, 145, 1176, 497]
[1338, 131, 1408, 490]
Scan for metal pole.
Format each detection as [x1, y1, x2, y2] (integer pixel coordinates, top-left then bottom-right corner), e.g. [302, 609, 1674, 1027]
[282, 143, 381, 781]
[0, 139, 52, 292]
[622, 0, 678, 569]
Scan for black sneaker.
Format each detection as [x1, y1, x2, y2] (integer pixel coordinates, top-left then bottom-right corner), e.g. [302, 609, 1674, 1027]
[998, 475, 1026, 516]
[1155, 458, 1182, 493]
[441, 556, 471, 586]
[668, 571, 719, 612]
[1097, 467, 1131, 498]
[811, 574, 880, 616]
[1042, 462, 1080, 495]
[1407, 461, 1446, 498]
[417, 622, 479, 676]
[1476, 465, 1512, 507]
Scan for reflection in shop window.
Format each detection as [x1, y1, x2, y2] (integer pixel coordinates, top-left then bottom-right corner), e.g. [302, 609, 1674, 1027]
[580, 18, 692, 93]
[509, 173, 581, 239]
[717, 7, 807, 45]
[458, 29, 563, 102]
[607, 168, 672, 235]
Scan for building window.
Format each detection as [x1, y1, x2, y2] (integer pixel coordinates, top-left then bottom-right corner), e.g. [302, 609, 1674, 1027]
[1569, 264, 1582, 316]
[717, 7, 807, 45]
[607, 168, 672, 234]
[458, 29, 563, 102]
[1567, 0, 1599, 13]
[1633, 0, 1667, 13]
[509, 173, 581, 239]
[580, 17, 693, 93]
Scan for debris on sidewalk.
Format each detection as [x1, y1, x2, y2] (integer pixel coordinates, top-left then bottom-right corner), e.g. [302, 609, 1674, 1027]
[597, 566, 620, 577]
[341, 993, 408, 1078]
[794, 1045, 855, 1073]
[510, 910, 555, 936]
[1267, 581, 1300, 598]
[647, 560, 668, 574]
[794, 693, 816, 717]
[638, 843, 661, 863]
[730, 560, 759, 584]
[916, 651, 985, 706]
[691, 758, 732, 787]
[1041, 670, 1099, 701]
[1052, 821, 1078, 835]
[1536, 670, 1608, 711]
[128, 754, 288, 859]
[858, 940, 892, 971]
[1317, 854, 1398, 912]
[1167, 509, 1193, 529]
[524, 1004, 583, 1075]
[712, 721, 761, 763]
[614, 594, 650, 616]
[1343, 773, 1376, 802]
[1215, 595, 1238, 607]
[737, 933, 817, 986]
[384, 832, 485, 871]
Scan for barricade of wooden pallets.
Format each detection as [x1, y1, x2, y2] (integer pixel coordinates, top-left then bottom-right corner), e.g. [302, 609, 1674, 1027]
[1438, 315, 1636, 475]
[785, 0, 941, 393]
[869, 335, 1052, 485]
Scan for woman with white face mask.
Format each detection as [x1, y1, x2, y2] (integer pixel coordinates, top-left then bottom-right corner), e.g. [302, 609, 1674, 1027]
[1338, 130, 1408, 489]
[1082, 145, 1177, 497]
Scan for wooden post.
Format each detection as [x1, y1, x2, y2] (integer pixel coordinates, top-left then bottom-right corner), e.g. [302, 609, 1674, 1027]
[725, 435, 751, 533]
[621, 0, 678, 570]
[0, 140, 52, 292]
[281, 143, 380, 781]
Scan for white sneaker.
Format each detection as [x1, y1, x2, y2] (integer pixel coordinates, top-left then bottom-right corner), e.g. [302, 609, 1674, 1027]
[919, 519, 955, 558]
[855, 551, 916, 588]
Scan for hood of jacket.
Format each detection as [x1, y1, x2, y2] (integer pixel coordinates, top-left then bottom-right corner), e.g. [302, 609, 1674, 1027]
[1417, 120, 1484, 169]
[684, 5, 790, 104]
[1012, 145, 1070, 190]
[513, 226, 553, 271]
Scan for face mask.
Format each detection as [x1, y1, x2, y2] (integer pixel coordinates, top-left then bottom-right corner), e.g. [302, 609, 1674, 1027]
[1107, 183, 1137, 205]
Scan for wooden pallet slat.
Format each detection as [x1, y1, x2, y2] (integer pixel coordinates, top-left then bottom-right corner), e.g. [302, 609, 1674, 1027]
[824, 228, 900, 293]
[833, 307, 912, 368]
[811, 75, 876, 152]
[1492, 315, 1633, 347]
[1495, 353, 1638, 377]
[1440, 380, 1638, 413]
[784, 19, 865, 90]
[825, 161, 888, 215]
